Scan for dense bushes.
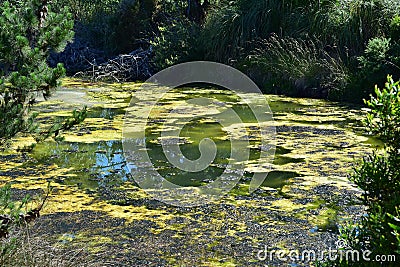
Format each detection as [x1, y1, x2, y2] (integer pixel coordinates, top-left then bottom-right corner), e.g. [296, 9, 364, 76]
[333, 76, 400, 265]
[26, 0, 400, 102]
[69, 0, 156, 54]
[151, 18, 200, 69]
[150, 1, 209, 70]
[149, 0, 400, 102]
[51, 0, 399, 102]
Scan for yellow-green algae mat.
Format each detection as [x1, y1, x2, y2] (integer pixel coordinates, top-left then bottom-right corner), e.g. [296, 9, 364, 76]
[0, 78, 378, 266]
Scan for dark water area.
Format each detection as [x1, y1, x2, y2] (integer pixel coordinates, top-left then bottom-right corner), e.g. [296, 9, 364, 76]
[0, 79, 379, 266]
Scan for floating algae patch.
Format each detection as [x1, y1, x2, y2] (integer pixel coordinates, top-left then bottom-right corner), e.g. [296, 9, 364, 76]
[86, 106, 126, 120]
[261, 171, 300, 189]
[230, 104, 258, 123]
[59, 109, 124, 143]
[0, 154, 26, 174]
[274, 145, 292, 155]
[37, 184, 176, 225]
[273, 155, 305, 165]
[0, 79, 383, 265]
[86, 88, 132, 101]
[290, 197, 341, 233]
[143, 120, 228, 187]
[309, 206, 339, 232]
[229, 169, 300, 194]
[268, 94, 365, 132]
[178, 87, 241, 103]
[61, 78, 99, 88]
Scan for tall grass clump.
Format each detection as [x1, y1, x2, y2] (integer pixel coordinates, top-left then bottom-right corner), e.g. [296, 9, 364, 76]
[201, 0, 314, 62]
[245, 35, 349, 99]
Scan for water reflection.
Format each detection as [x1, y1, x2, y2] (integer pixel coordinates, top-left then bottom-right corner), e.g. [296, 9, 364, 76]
[30, 140, 129, 189]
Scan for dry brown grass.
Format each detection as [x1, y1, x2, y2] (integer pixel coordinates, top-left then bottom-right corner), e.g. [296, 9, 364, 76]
[0, 227, 107, 267]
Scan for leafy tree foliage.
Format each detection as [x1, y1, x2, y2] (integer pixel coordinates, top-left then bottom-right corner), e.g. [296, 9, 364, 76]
[0, 0, 85, 147]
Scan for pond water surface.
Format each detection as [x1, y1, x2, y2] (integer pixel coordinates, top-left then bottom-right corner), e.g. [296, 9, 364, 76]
[0, 79, 380, 266]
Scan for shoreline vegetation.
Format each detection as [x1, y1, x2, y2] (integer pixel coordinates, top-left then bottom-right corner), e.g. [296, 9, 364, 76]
[52, 0, 400, 103]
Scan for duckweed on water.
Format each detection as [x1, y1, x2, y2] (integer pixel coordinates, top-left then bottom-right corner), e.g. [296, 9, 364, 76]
[0, 78, 381, 266]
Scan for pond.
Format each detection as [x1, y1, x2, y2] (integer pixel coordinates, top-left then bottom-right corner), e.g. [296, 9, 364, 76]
[0, 79, 380, 266]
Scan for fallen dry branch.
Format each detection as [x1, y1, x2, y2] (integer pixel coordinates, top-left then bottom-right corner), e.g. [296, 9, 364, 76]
[75, 47, 154, 82]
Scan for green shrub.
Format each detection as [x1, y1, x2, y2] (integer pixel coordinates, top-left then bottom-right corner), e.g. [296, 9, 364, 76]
[151, 18, 201, 70]
[107, 0, 156, 53]
[334, 76, 400, 265]
[390, 14, 400, 42]
[364, 76, 400, 147]
[358, 37, 391, 73]
[388, 208, 400, 254]
[352, 152, 399, 252]
[345, 37, 400, 102]
[150, 0, 217, 69]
